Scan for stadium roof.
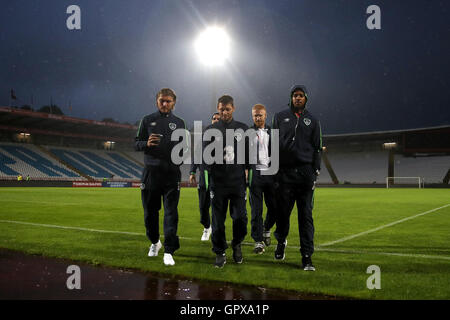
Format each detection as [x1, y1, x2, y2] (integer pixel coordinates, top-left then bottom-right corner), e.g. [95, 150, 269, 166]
[324, 125, 450, 139]
[323, 125, 450, 153]
[0, 107, 137, 142]
[1, 106, 448, 152]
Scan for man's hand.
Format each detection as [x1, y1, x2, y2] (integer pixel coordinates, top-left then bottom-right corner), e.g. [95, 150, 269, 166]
[147, 134, 162, 147]
[313, 169, 319, 190]
[189, 174, 197, 185]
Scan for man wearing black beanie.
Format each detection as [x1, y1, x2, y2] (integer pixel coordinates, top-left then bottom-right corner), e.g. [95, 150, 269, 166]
[272, 84, 323, 271]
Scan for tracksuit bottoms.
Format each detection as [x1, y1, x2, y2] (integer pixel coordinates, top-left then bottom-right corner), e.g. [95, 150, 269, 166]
[197, 186, 211, 229]
[141, 165, 180, 254]
[249, 170, 277, 242]
[274, 164, 316, 257]
[210, 185, 248, 255]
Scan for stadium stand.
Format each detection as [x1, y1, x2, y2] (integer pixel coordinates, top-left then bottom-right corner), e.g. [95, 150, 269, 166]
[122, 151, 144, 166]
[315, 160, 334, 184]
[47, 147, 143, 180]
[324, 151, 387, 184]
[0, 142, 85, 180]
[395, 155, 450, 184]
[318, 151, 450, 184]
[121, 151, 192, 182]
[0, 107, 448, 186]
[322, 126, 450, 186]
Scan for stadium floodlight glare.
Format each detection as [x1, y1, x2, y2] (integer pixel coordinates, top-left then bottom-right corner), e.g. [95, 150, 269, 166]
[383, 142, 397, 150]
[195, 26, 230, 67]
[104, 141, 115, 150]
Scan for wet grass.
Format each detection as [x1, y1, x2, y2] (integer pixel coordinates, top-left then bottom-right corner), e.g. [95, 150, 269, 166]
[0, 187, 449, 299]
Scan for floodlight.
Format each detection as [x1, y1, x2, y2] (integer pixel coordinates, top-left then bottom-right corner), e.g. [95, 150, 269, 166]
[383, 142, 397, 150]
[195, 27, 230, 67]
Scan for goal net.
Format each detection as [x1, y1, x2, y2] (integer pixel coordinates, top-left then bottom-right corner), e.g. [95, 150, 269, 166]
[386, 177, 424, 188]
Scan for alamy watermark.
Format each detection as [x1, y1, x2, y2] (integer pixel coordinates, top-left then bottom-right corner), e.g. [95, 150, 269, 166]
[169, 121, 279, 175]
[66, 265, 81, 290]
[366, 265, 381, 290]
[66, 5, 81, 30]
[66, 5, 380, 31]
[366, 5, 381, 30]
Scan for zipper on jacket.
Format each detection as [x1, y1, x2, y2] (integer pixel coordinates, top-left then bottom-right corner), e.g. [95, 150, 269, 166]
[293, 116, 300, 141]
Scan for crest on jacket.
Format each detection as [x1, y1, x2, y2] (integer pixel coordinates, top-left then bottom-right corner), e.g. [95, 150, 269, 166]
[169, 123, 177, 130]
[224, 145, 235, 162]
[303, 118, 311, 126]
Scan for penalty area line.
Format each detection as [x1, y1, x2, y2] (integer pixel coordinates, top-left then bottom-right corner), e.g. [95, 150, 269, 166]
[317, 203, 450, 248]
[314, 247, 450, 261]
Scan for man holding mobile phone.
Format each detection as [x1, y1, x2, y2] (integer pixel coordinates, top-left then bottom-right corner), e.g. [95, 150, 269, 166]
[135, 88, 188, 266]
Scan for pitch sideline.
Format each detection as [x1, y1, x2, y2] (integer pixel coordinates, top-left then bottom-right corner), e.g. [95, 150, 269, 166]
[0, 214, 449, 262]
[317, 203, 450, 247]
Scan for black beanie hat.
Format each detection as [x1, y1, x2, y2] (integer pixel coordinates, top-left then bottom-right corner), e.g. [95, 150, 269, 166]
[289, 84, 308, 108]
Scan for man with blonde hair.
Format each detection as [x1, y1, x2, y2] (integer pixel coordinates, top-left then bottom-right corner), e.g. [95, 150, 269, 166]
[248, 104, 278, 254]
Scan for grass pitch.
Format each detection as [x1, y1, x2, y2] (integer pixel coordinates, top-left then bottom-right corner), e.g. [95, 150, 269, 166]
[0, 187, 449, 299]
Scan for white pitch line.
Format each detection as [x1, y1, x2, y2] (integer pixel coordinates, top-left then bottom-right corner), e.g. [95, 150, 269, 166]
[242, 241, 450, 261]
[0, 199, 82, 206]
[315, 247, 450, 261]
[1, 219, 449, 262]
[318, 203, 450, 247]
[0, 219, 144, 236]
[0, 219, 195, 240]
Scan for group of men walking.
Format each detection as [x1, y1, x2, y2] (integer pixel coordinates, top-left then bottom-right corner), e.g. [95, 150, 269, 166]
[135, 85, 322, 271]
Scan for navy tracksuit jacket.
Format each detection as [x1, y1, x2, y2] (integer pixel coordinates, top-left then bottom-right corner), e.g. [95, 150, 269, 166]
[272, 85, 322, 257]
[135, 110, 188, 254]
[203, 118, 249, 255]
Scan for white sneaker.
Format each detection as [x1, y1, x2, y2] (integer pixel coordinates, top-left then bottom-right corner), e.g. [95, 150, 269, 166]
[163, 253, 175, 266]
[201, 227, 212, 241]
[148, 240, 162, 257]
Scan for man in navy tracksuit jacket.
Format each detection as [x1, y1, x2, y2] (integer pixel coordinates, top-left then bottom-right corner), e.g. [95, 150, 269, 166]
[272, 84, 322, 271]
[135, 88, 188, 267]
[189, 112, 220, 241]
[203, 95, 249, 268]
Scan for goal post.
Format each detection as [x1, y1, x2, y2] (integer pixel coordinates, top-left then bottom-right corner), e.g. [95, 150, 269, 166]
[386, 177, 424, 189]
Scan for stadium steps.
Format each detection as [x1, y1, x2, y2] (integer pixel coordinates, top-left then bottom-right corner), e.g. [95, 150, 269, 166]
[35, 145, 94, 181]
[444, 169, 450, 184]
[118, 151, 144, 167]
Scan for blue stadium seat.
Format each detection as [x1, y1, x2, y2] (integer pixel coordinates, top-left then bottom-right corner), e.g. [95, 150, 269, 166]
[49, 149, 113, 178]
[106, 153, 142, 177]
[0, 145, 78, 177]
[0, 150, 19, 175]
[79, 151, 134, 179]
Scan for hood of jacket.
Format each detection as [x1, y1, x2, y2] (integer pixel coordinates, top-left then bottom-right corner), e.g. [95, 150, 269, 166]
[289, 84, 309, 109]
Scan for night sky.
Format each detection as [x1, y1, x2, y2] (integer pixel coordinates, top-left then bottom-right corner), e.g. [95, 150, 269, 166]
[1, 0, 449, 134]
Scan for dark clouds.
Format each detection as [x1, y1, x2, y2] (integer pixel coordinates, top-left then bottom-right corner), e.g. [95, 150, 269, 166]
[1, 0, 449, 133]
